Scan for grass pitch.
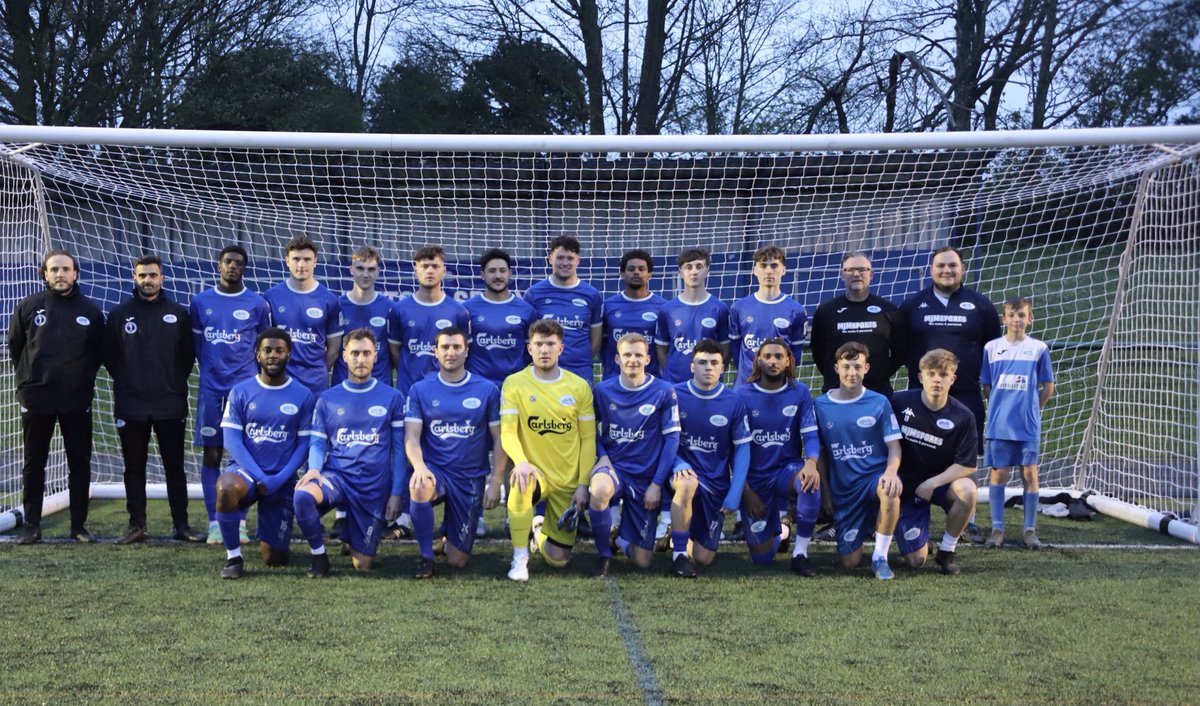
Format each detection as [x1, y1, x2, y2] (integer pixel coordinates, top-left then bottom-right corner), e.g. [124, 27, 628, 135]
[2, 499, 1198, 705]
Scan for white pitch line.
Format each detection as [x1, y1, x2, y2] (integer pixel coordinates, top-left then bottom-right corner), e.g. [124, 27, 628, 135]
[603, 576, 664, 706]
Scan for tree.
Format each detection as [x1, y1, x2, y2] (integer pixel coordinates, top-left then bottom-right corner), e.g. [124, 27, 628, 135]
[174, 41, 363, 131]
[322, 0, 421, 106]
[459, 37, 588, 134]
[0, 0, 314, 127]
[368, 48, 468, 133]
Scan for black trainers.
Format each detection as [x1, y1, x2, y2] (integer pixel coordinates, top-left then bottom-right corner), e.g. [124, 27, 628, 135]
[173, 526, 206, 543]
[790, 554, 816, 577]
[220, 556, 244, 579]
[307, 553, 331, 578]
[329, 516, 346, 540]
[963, 522, 986, 545]
[592, 556, 611, 578]
[935, 549, 961, 575]
[70, 527, 97, 543]
[671, 554, 697, 578]
[414, 556, 436, 579]
[726, 520, 745, 542]
[116, 527, 148, 545]
[814, 523, 836, 542]
[16, 524, 42, 545]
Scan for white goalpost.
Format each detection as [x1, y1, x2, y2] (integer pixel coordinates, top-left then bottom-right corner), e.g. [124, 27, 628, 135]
[0, 125, 1197, 541]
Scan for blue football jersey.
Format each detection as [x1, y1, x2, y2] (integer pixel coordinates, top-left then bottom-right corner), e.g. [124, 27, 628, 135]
[405, 371, 501, 480]
[390, 293, 471, 396]
[332, 292, 394, 385]
[190, 287, 271, 393]
[311, 379, 406, 493]
[264, 281, 342, 394]
[981, 336, 1054, 442]
[737, 381, 819, 478]
[814, 389, 902, 506]
[728, 293, 807, 386]
[600, 292, 666, 380]
[594, 375, 681, 482]
[656, 294, 730, 383]
[524, 278, 603, 382]
[463, 293, 535, 384]
[675, 380, 751, 490]
[220, 376, 315, 473]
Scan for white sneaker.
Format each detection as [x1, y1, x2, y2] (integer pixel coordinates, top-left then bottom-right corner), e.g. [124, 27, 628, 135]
[507, 557, 529, 581]
[476, 518, 488, 538]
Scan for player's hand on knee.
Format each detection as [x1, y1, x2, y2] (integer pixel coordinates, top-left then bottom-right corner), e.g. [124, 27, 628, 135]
[296, 468, 323, 489]
[798, 462, 820, 492]
[512, 461, 538, 493]
[644, 482, 662, 510]
[410, 466, 435, 492]
[571, 484, 590, 509]
[385, 494, 403, 522]
[671, 467, 696, 485]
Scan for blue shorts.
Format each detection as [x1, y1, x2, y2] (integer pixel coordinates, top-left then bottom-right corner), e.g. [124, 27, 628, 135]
[595, 466, 657, 551]
[985, 439, 1039, 468]
[430, 471, 486, 555]
[689, 479, 728, 553]
[194, 388, 229, 446]
[317, 473, 386, 557]
[741, 463, 801, 548]
[832, 471, 883, 556]
[895, 485, 952, 556]
[232, 467, 294, 552]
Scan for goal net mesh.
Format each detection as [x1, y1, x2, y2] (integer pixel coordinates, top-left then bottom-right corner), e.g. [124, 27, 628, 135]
[0, 133, 1196, 525]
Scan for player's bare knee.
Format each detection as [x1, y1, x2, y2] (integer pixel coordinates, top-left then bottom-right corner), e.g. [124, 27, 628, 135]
[1022, 464, 1039, 489]
[692, 547, 715, 566]
[261, 544, 289, 567]
[215, 473, 246, 511]
[903, 549, 927, 568]
[543, 543, 571, 567]
[629, 547, 653, 569]
[446, 545, 470, 568]
[840, 549, 863, 569]
[409, 481, 435, 504]
[351, 552, 374, 571]
[989, 467, 1009, 484]
[589, 477, 614, 510]
[672, 474, 698, 499]
[950, 478, 977, 506]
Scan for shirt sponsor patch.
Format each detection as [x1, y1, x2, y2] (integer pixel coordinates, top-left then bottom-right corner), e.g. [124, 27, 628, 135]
[638, 403, 656, 415]
[163, 314, 178, 323]
[709, 414, 728, 426]
[867, 305, 881, 313]
[701, 317, 717, 327]
[856, 415, 876, 428]
[959, 302, 976, 310]
[936, 418, 955, 430]
[368, 405, 389, 417]
[306, 307, 324, 318]
[75, 316, 90, 325]
[233, 309, 250, 321]
[773, 317, 790, 328]
[370, 316, 387, 327]
[463, 397, 482, 409]
[279, 403, 299, 415]
[505, 315, 523, 325]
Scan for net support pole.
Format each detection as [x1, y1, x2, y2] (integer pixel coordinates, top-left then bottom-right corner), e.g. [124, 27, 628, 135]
[0, 484, 204, 534]
[1085, 494, 1200, 544]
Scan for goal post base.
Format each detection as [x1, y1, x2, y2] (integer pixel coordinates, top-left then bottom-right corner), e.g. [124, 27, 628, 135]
[0, 483, 205, 533]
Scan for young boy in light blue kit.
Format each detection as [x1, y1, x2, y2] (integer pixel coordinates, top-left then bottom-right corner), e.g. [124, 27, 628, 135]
[982, 296, 1055, 548]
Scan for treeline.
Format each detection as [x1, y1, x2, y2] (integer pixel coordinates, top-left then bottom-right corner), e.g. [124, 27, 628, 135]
[2, 0, 1198, 133]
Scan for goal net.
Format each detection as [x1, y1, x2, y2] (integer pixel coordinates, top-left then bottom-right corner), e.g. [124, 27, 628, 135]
[0, 126, 1197, 536]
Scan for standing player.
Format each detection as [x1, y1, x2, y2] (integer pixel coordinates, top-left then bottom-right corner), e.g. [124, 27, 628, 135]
[404, 326, 506, 577]
[736, 339, 822, 575]
[295, 329, 407, 576]
[587, 333, 681, 577]
[390, 244, 471, 396]
[600, 249, 666, 380]
[981, 296, 1055, 549]
[332, 245, 394, 385]
[892, 349, 978, 574]
[386, 244, 471, 539]
[500, 319, 596, 581]
[729, 244, 807, 387]
[656, 247, 730, 384]
[669, 339, 752, 576]
[524, 235, 603, 384]
[900, 246, 1000, 543]
[10, 250, 104, 544]
[810, 252, 906, 395]
[214, 328, 315, 579]
[264, 235, 342, 395]
[464, 248, 535, 385]
[190, 244, 271, 544]
[814, 342, 903, 580]
[105, 254, 203, 544]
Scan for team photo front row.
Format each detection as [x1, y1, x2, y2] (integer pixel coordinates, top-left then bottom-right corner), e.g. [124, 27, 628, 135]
[7, 241, 1054, 583]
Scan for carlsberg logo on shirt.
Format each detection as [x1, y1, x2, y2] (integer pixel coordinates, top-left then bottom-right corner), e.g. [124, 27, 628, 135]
[430, 420, 476, 439]
[336, 428, 382, 447]
[684, 434, 720, 453]
[245, 423, 290, 444]
[203, 327, 241, 345]
[528, 416, 571, 435]
[753, 430, 790, 447]
[476, 333, 517, 350]
[607, 425, 646, 444]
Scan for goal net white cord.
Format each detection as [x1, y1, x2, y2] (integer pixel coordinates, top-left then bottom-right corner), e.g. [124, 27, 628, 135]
[0, 126, 1197, 536]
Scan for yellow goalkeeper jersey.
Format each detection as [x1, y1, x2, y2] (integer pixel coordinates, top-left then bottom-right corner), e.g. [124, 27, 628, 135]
[500, 366, 596, 489]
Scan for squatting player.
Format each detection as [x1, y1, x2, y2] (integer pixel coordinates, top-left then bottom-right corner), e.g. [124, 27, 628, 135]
[891, 349, 978, 575]
[404, 326, 506, 578]
[729, 244, 807, 387]
[669, 339, 752, 576]
[190, 244, 271, 544]
[523, 236, 603, 383]
[815, 342, 903, 580]
[500, 319, 596, 581]
[587, 333, 681, 577]
[214, 328, 315, 579]
[656, 247, 730, 384]
[982, 296, 1055, 549]
[295, 329, 407, 576]
[264, 235, 342, 394]
[736, 339, 822, 575]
